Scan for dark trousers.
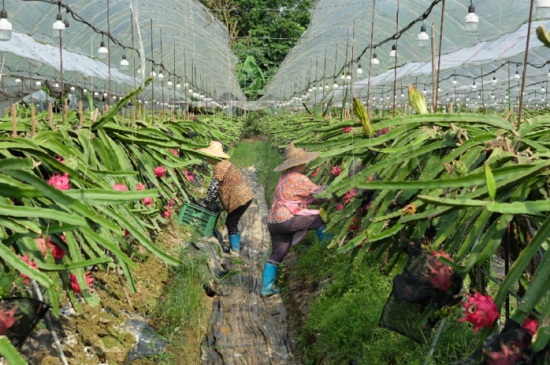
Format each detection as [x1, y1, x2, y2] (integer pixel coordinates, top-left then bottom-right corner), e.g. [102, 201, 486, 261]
[267, 215, 324, 264]
[226, 199, 252, 235]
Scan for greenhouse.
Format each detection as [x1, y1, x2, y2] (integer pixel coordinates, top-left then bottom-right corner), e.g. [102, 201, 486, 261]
[0, 0, 549, 364]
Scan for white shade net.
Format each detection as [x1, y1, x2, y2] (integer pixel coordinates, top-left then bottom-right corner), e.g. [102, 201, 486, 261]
[260, 0, 550, 110]
[0, 0, 244, 103]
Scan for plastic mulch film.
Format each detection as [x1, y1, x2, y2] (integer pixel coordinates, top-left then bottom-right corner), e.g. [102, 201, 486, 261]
[261, 0, 550, 106]
[0, 0, 244, 103]
[0, 297, 50, 347]
[453, 319, 538, 365]
[379, 242, 463, 344]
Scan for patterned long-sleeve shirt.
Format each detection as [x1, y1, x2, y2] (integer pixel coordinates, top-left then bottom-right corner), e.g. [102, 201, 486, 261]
[268, 171, 324, 223]
[203, 160, 254, 213]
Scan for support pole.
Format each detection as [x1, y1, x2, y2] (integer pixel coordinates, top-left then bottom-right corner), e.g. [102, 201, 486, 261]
[31, 105, 36, 135]
[431, 23, 437, 112]
[11, 103, 17, 137]
[107, 0, 111, 107]
[434, 0, 446, 110]
[150, 19, 155, 123]
[518, 0, 536, 127]
[366, 0, 376, 113]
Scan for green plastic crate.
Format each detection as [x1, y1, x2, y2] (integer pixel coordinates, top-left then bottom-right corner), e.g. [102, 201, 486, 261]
[177, 202, 220, 237]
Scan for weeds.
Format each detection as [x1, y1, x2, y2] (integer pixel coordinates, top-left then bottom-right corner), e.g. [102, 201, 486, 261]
[150, 245, 211, 342]
[294, 241, 478, 364]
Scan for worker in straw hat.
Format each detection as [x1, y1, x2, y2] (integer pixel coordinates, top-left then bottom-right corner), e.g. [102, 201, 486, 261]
[261, 143, 327, 297]
[198, 141, 254, 255]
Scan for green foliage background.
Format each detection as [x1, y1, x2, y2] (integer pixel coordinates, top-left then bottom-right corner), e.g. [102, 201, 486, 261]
[199, 0, 313, 98]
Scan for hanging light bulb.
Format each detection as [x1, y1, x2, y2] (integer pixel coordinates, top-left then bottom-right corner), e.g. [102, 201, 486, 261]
[69, 86, 75, 93]
[542, 85, 546, 92]
[34, 80, 42, 89]
[98, 40, 108, 60]
[333, 81, 338, 89]
[52, 12, 65, 37]
[357, 64, 363, 74]
[325, 83, 329, 90]
[150, 70, 157, 78]
[464, 2, 479, 33]
[53, 82, 59, 90]
[389, 44, 397, 58]
[176, 82, 181, 89]
[492, 76, 497, 85]
[346, 74, 351, 81]
[371, 52, 379, 65]
[157, 71, 164, 80]
[83, 88, 87, 94]
[418, 24, 429, 47]
[0, 0, 12, 41]
[515, 70, 520, 79]
[14, 77, 21, 84]
[167, 79, 173, 87]
[452, 78, 457, 85]
[537, 0, 550, 18]
[472, 81, 477, 89]
[120, 54, 129, 71]
[94, 91, 99, 97]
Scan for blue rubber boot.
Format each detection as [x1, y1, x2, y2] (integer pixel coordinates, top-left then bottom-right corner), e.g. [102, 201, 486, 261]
[316, 225, 333, 246]
[229, 233, 241, 251]
[260, 262, 280, 297]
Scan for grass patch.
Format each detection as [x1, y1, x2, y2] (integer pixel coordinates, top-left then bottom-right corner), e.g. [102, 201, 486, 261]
[293, 242, 478, 365]
[148, 245, 212, 364]
[230, 140, 282, 206]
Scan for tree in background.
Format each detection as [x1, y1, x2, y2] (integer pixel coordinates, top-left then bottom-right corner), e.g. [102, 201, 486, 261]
[237, 55, 265, 99]
[200, 0, 313, 99]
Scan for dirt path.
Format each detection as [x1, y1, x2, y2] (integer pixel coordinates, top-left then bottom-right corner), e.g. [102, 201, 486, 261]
[201, 167, 296, 365]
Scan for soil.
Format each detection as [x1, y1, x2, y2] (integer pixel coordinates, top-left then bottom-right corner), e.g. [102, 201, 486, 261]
[13, 218, 214, 365]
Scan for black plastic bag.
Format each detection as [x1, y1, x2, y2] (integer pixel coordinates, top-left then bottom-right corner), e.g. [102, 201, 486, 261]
[0, 297, 50, 347]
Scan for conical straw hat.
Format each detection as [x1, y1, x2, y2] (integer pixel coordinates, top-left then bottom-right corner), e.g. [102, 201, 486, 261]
[198, 141, 230, 159]
[274, 143, 320, 172]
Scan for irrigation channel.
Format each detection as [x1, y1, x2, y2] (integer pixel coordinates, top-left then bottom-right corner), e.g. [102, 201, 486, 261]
[201, 166, 296, 365]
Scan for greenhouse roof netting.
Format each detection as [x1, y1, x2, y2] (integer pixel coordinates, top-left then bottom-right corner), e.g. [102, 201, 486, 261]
[2, 0, 550, 110]
[260, 0, 550, 109]
[0, 0, 245, 103]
